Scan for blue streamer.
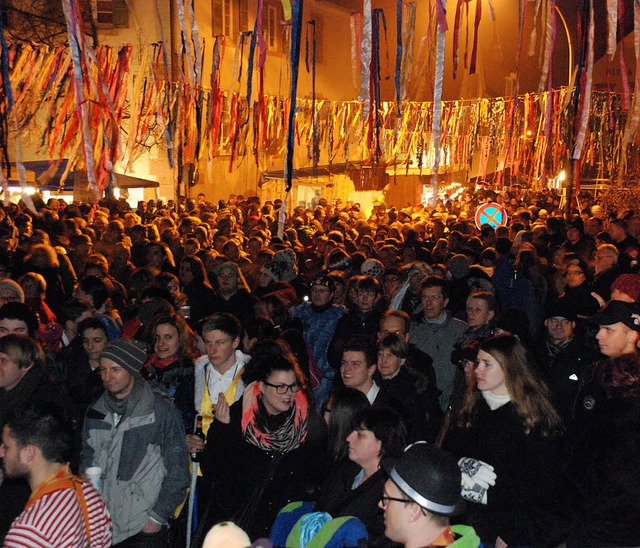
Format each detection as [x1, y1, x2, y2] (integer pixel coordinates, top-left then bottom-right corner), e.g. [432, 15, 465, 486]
[395, 0, 402, 116]
[0, 0, 13, 111]
[371, 8, 386, 161]
[243, 2, 261, 130]
[285, 0, 304, 192]
[0, 0, 13, 175]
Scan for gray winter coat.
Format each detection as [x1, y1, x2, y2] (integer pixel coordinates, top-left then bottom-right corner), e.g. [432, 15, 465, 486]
[80, 380, 190, 543]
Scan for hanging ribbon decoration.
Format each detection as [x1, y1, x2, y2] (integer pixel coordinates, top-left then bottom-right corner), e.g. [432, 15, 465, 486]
[452, 0, 481, 78]
[360, 0, 372, 119]
[177, 0, 195, 86]
[61, 0, 99, 197]
[244, 0, 266, 132]
[0, 0, 13, 204]
[208, 36, 226, 159]
[305, 20, 319, 173]
[430, 0, 447, 205]
[569, 0, 594, 207]
[350, 12, 361, 90]
[538, 0, 556, 92]
[618, 0, 630, 110]
[573, 0, 594, 161]
[541, 1, 557, 182]
[369, 8, 386, 163]
[469, 0, 482, 74]
[453, 0, 464, 79]
[154, 0, 174, 168]
[607, 0, 618, 58]
[281, 0, 292, 21]
[395, 0, 403, 115]
[528, 0, 542, 57]
[280, 0, 304, 239]
[399, 2, 416, 104]
[619, 0, 640, 181]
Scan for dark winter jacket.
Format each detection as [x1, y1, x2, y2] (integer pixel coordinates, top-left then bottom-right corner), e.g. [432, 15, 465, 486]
[565, 353, 640, 546]
[199, 400, 327, 539]
[444, 399, 564, 546]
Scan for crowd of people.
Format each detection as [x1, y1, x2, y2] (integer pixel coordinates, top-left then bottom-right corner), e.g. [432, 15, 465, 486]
[0, 184, 639, 547]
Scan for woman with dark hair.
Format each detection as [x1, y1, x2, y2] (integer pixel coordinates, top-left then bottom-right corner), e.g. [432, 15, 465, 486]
[62, 317, 108, 421]
[198, 339, 326, 540]
[24, 242, 70, 317]
[146, 241, 178, 276]
[254, 294, 310, 381]
[315, 406, 407, 547]
[178, 255, 216, 326]
[443, 334, 564, 546]
[376, 334, 443, 443]
[156, 272, 187, 310]
[74, 276, 122, 340]
[241, 316, 277, 354]
[322, 386, 370, 466]
[141, 312, 197, 432]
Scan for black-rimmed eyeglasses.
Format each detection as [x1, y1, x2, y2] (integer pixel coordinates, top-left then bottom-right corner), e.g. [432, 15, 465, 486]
[263, 381, 300, 394]
[379, 494, 412, 509]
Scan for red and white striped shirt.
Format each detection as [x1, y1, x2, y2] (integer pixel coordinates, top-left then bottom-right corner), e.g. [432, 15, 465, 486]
[3, 481, 112, 548]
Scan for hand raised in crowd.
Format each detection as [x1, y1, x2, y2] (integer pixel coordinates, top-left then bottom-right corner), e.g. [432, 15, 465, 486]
[215, 392, 230, 424]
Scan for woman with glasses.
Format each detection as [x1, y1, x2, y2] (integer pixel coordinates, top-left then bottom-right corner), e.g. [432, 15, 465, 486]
[198, 340, 327, 541]
[315, 406, 406, 547]
[443, 334, 564, 547]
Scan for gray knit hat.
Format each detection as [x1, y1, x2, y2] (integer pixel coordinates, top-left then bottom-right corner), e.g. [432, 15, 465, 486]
[101, 338, 147, 375]
[0, 279, 24, 303]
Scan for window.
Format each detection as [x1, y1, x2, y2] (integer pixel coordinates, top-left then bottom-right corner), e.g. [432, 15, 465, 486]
[238, 0, 249, 33]
[266, 5, 278, 51]
[95, 0, 129, 28]
[212, 0, 232, 37]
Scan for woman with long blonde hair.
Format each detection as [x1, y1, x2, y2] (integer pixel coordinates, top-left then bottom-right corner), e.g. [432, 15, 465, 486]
[443, 334, 564, 547]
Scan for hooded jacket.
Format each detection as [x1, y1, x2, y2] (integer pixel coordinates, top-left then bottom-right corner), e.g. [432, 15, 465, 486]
[80, 379, 190, 544]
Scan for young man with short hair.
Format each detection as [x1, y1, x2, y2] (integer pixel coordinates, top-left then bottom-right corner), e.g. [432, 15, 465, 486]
[328, 275, 384, 370]
[190, 312, 250, 455]
[1, 402, 112, 547]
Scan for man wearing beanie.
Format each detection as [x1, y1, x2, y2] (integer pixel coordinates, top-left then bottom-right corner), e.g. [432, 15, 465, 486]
[291, 275, 346, 409]
[80, 338, 190, 546]
[533, 302, 598, 423]
[379, 443, 480, 547]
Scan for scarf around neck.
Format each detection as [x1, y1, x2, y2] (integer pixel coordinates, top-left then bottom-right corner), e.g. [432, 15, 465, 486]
[103, 374, 145, 420]
[241, 382, 308, 452]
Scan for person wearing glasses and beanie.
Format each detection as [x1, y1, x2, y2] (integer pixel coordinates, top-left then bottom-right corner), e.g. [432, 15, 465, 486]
[198, 340, 327, 541]
[379, 442, 480, 547]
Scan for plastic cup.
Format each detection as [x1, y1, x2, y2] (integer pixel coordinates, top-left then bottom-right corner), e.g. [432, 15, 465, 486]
[86, 466, 103, 492]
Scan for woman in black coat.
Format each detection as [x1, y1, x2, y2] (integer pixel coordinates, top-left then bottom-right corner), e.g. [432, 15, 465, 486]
[315, 406, 407, 547]
[199, 340, 327, 541]
[178, 256, 217, 327]
[443, 334, 565, 547]
[564, 353, 640, 546]
[376, 333, 442, 443]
